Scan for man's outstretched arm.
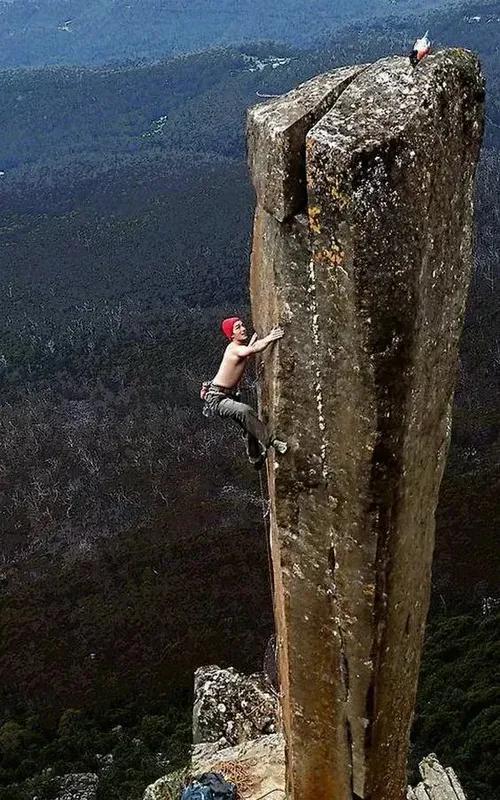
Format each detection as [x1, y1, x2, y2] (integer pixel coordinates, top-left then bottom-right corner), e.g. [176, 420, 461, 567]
[234, 326, 284, 357]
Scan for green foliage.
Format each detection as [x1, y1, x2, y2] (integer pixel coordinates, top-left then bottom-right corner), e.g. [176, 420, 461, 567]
[412, 611, 500, 799]
[0, 702, 191, 800]
[0, 722, 28, 764]
[0, 772, 58, 800]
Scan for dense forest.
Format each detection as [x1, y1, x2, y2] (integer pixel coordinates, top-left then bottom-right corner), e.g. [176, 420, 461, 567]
[0, 0, 455, 68]
[0, 2, 499, 799]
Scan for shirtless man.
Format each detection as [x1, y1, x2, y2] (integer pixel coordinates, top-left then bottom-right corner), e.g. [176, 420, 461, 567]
[201, 316, 287, 468]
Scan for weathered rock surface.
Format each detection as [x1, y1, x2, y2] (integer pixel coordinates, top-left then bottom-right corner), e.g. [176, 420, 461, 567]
[142, 775, 173, 800]
[193, 733, 467, 800]
[55, 772, 99, 800]
[144, 665, 468, 800]
[192, 733, 286, 800]
[411, 754, 467, 800]
[193, 665, 278, 746]
[247, 65, 367, 222]
[142, 769, 187, 800]
[248, 51, 484, 800]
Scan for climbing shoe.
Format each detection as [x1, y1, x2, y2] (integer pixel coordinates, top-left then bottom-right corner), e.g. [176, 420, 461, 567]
[272, 438, 288, 455]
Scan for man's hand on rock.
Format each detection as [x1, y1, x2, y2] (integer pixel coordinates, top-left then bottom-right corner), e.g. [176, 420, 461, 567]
[267, 326, 284, 342]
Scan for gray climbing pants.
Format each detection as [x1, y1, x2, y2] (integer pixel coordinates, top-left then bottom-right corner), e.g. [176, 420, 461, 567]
[204, 384, 271, 460]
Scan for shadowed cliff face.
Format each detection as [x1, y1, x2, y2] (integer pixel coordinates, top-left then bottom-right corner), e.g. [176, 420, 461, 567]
[247, 51, 484, 800]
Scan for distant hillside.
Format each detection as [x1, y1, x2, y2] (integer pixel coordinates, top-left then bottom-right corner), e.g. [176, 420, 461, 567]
[0, 0, 455, 68]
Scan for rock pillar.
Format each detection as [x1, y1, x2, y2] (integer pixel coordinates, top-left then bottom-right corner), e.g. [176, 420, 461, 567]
[247, 52, 484, 800]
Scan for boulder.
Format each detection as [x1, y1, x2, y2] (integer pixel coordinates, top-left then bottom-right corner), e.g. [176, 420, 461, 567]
[192, 733, 286, 800]
[193, 741, 466, 800]
[142, 769, 188, 800]
[193, 665, 278, 746]
[413, 753, 468, 800]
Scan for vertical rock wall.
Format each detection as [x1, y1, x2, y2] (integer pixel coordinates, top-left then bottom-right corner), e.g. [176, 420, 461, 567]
[247, 52, 484, 800]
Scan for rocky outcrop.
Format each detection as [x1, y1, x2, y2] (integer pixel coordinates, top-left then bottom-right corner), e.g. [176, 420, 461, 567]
[409, 754, 467, 800]
[142, 769, 188, 800]
[247, 65, 367, 222]
[192, 733, 286, 800]
[248, 51, 484, 800]
[55, 773, 99, 800]
[193, 737, 467, 800]
[193, 665, 278, 746]
[142, 666, 469, 800]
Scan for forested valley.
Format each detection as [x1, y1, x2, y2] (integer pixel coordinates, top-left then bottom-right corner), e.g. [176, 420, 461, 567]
[0, 3, 499, 799]
[0, 0, 455, 69]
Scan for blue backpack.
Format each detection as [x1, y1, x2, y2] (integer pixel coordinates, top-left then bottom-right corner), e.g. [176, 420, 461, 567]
[181, 772, 237, 800]
[181, 784, 213, 800]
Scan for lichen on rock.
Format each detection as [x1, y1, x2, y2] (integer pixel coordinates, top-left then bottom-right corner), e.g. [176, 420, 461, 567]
[192, 732, 286, 800]
[192, 665, 278, 746]
[142, 769, 188, 800]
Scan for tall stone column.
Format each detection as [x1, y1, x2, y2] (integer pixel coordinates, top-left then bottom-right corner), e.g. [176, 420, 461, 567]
[247, 52, 484, 800]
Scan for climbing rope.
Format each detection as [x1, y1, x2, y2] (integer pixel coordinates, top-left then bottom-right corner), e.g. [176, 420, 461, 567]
[258, 467, 275, 607]
[247, 367, 275, 609]
[486, 114, 500, 129]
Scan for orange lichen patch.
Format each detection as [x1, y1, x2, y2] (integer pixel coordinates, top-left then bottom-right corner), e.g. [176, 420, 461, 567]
[209, 760, 258, 799]
[308, 205, 321, 234]
[316, 248, 345, 267]
[328, 178, 350, 210]
[305, 137, 315, 155]
[326, 175, 350, 211]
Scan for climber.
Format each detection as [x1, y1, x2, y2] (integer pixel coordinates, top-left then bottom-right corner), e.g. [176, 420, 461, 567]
[201, 317, 287, 469]
[410, 31, 431, 66]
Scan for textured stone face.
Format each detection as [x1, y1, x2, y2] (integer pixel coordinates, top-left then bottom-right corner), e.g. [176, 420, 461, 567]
[247, 51, 484, 800]
[193, 732, 467, 800]
[192, 734, 286, 800]
[192, 665, 278, 746]
[412, 754, 468, 800]
[247, 65, 367, 222]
